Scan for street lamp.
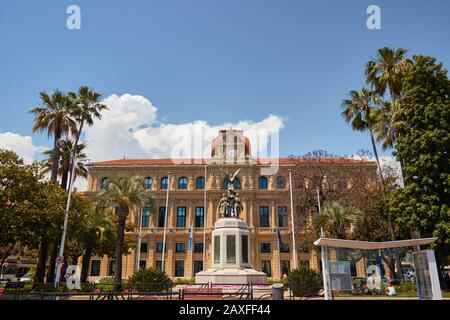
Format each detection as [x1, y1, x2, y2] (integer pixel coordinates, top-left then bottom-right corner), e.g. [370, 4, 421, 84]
[54, 139, 77, 288]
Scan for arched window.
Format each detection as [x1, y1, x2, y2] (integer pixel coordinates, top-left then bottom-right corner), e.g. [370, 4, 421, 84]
[196, 177, 205, 190]
[178, 177, 188, 189]
[223, 178, 241, 190]
[258, 176, 268, 189]
[276, 176, 285, 189]
[143, 177, 152, 190]
[100, 177, 109, 190]
[160, 177, 168, 190]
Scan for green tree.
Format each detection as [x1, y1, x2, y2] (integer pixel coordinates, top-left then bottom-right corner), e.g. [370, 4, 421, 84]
[95, 176, 154, 289]
[78, 206, 114, 283]
[41, 140, 88, 190]
[341, 88, 386, 190]
[129, 268, 172, 292]
[29, 90, 77, 181]
[387, 55, 450, 283]
[0, 150, 40, 272]
[287, 265, 323, 297]
[27, 181, 67, 284]
[67, 86, 106, 175]
[365, 47, 410, 102]
[313, 201, 360, 240]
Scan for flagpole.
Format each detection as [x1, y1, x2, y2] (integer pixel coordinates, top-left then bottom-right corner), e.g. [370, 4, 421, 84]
[161, 173, 170, 273]
[202, 164, 207, 270]
[135, 206, 143, 272]
[276, 227, 282, 279]
[189, 223, 194, 278]
[288, 169, 298, 269]
[316, 187, 321, 214]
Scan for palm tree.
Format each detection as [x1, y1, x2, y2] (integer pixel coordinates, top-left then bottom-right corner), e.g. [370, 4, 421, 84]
[80, 206, 115, 283]
[29, 90, 77, 181]
[29, 90, 77, 283]
[68, 86, 106, 151]
[41, 140, 88, 190]
[313, 201, 360, 240]
[95, 176, 155, 289]
[365, 47, 410, 102]
[341, 88, 385, 190]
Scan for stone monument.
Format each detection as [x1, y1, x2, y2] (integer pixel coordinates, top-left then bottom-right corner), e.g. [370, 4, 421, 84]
[195, 168, 267, 284]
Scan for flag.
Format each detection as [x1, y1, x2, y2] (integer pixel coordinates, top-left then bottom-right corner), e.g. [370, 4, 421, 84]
[188, 225, 193, 251]
[276, 227, 284, 247]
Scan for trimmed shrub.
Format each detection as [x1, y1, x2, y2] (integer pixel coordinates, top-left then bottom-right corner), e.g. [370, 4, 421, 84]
[96, 277, 115, 292]
[129, 268, 172, 292]
[173, 278, 195, 285]
[287, 266, 323, 297]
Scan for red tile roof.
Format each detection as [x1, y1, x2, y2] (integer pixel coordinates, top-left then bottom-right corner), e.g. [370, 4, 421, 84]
[94, 158, 371, 166]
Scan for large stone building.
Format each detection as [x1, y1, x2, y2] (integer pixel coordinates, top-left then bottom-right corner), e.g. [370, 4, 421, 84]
[83, 129, 377, 281]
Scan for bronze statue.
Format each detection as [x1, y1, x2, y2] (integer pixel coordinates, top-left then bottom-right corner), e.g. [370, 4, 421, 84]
[217, 168, 242, 218]
[218, 193, 229, 217]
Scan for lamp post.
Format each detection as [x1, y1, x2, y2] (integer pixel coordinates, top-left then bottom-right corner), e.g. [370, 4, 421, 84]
[135, 207, 143, 272]
[202, 164, 207, 270]
[161, 173, 170, 272]
[54, 139, 77, 288]
[288, 169, 298, 269]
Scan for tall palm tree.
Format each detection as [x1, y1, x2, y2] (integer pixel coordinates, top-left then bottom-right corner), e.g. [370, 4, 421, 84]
[68, 86, 106, 150]
[29, 90, 77, 283]
[365, 47, 410, 102]
[41, 140, 88, 190]
[95, 176, 154, 289]
[313, 201, 360, 240]
[341, 88, 386, 189]
[29, 90, 77, 181]
[373, 101, 407, 182]
[80, 206, 115, 283]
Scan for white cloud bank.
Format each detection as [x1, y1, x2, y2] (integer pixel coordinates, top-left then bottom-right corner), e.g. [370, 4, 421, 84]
[0, 132, 43, 163]
[1, 93, 285, 191]
[84, 94, 285, 162]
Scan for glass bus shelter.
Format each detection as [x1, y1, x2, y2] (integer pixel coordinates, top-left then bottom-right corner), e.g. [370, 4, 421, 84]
[313, 237, 442, 300]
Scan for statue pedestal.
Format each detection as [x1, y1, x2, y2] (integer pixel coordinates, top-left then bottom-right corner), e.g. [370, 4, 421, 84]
[195, 218, 267, 284]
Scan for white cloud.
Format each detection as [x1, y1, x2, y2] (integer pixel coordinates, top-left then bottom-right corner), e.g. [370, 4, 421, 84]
[1, 93, 285, 191]
[84, 94, 285, 162]
[0, 132, 42, 163]
[349, 154, 404, 187]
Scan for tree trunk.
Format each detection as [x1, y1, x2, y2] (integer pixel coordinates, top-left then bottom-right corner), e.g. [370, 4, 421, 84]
[80, 243, 94, 284]
[369, 128, 386, 193]
[60, 169, 69, 190]
[399, 159, 407, 187]
[114, 216, 126, 291]
[46, 241, 58, 283]
[35, 238, 49, 284]
[50, 132, 61, 181]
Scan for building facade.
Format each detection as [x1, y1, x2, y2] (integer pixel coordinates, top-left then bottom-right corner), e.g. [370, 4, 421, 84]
[83, 129, 377, 281]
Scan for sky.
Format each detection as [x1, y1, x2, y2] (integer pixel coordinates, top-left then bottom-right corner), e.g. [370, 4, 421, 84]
[0, 0, 449, 168]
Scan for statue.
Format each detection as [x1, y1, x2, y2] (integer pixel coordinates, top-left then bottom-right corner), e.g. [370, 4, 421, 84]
[233, 193, 242, 218]
[218, 193, 229, 218]
[217, 168, 242, 218]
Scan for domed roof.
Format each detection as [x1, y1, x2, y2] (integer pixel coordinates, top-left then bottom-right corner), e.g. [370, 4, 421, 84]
[210, 130, 251, 158]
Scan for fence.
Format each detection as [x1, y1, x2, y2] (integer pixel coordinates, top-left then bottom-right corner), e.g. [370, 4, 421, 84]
[0, 281, 264, 301]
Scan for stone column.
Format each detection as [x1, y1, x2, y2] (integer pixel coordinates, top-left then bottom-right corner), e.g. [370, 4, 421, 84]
[270, 200, 276, 228]
[249, 200, 254, 228]
[148, 238, 155, 268]
[167, 238, 174, 277]
[273, 236, 281, 280]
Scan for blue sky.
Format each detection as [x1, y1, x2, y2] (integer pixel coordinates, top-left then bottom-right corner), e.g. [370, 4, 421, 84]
[0, 0, 449, 160]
